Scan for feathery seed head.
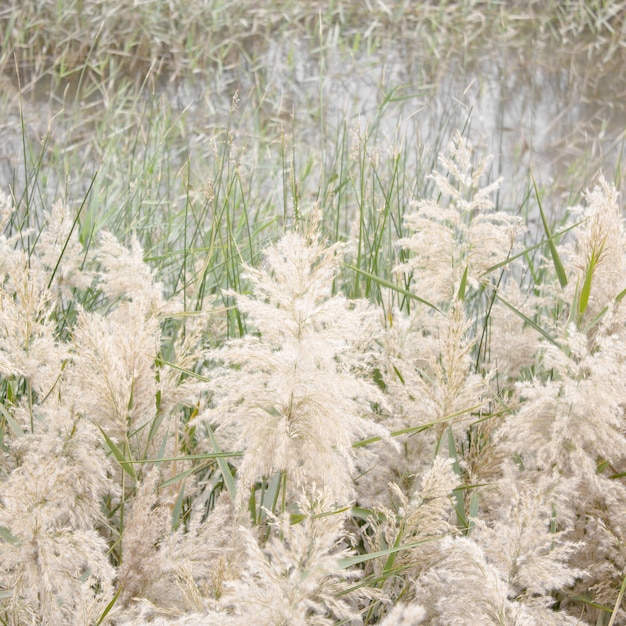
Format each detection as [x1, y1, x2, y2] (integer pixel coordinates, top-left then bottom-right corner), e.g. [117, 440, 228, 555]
[202, 230, 389, 506]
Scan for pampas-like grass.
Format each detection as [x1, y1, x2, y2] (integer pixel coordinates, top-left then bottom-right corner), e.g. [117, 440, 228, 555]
[414, 534, 582, 625]
[199, 226, 389, 506]
[3, 132, 626, 624]
[565, 175, 626, 329]
[38, 200, 95, 301]
[395, 130, 522, 306]
[0, 403, 115, 625]
[219, 498, 365, 625]
[496, 176, 626, 622]
[359, 457, 459, 618]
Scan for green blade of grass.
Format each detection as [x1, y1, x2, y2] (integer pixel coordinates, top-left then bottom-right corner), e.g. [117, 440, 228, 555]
[125, 451, 243, 463]
[579, 268, 592, 317]
[46, 169, 97, 290]
[392, 365, 405, 385]
[608, 572, 626, 626]
[571, 595, 613, 613]
[581, 304, 608, 334]
[353, 402, 484, 448]
[457, 264, 468, 301]
[485, 219, 583, 274]
[380, 520, 405, 579]
[580, 281, 626, 334]
[261, 470, 283, 517]
[344, 263, 442, 314]
[207, 424, 237, 500]
[446, 427, 471, 533]
[248, 484, 258, 525]
[468, 490, 480, 534]
[495, 292, 560, 347]
[338, 536, 442, 568]
[95, 585, 122, 626]
[0, 403, 24, 438]
[98, 426, 136, 480]
[533, 175, 568, 288]
[159, 464, 209, 489]
[154, 357, 210, 382]
[349, 506, 384, 522]
[0, 526, 19, 545]
[579, 242, 604, 317]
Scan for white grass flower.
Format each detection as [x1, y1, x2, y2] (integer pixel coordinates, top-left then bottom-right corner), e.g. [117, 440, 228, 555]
[379, 603, 426, 625]
[0, 256, 66, 399]
[379, 301, 488, 474]
[112, 493, 244, 622]
[68, 230, 207, 454]
[499, 323, 626, 619]
[564, 175, 626, 328]
[0, 404, 114, 624]
[116, 607, 241, 626]
[97, 231, 166, 313]
[0, 195, 76, 398]
[155, 312, 212, 418]
[476, 470, 585, 602]
[414, 535, 582, 625]
[165, 493, 242, 607]
[220, 499, 363, 625]
[371, 457, 458, 561]
[69, 305, 160, 447]
[395, 130, 523, 305]
[36, 200, 94, 301]
[503, 326, 626, 481]
[359, 457, 458, 612]
[415, 535, 513, 624]
[488, 281, 543, 382]
[116, 470, 171, 608]
[201, 230, 388, 504]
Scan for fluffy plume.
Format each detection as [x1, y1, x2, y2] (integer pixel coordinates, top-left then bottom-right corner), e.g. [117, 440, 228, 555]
[395, 130, 522, 305]
[36, 200, 94, 301]
[476, 471, 585, 603]
[69, 305, 161, 447]
[219, 498, 363, 625]
[0, 250, 65, 398]
[359, 457, 458, 616]
[502, 326, 626, 483]
[414, 535, 582, 625]
[564, 175, 626, 330]
[96, 231, 166, 313]
[201, 229, 389, 505]
[375, 299, 489, 501]
[499, 323, 626, 620]
[379, 603, 426, 625]
[0, 404, 114, 625]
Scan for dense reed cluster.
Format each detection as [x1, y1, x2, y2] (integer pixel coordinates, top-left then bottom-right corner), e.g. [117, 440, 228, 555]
[1, 130, 625, 625]
[3, 0, 626, 79]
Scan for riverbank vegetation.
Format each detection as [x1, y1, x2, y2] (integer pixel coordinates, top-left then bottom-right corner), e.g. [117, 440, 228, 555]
[1, 1, 626, 624]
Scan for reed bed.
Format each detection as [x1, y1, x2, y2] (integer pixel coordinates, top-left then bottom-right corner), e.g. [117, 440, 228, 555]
[1, 1, 626, 624]
[2, 0, 626, 79]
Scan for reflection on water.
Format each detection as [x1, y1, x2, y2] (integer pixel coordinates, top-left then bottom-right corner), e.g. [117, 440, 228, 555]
[1, 33, 625, 223]
[234, 36, 626, 212]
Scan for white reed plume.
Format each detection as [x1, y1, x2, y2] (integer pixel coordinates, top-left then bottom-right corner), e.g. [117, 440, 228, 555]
[201, 227, 389, 505]
[0, 403, 114, 624]
[395, 130, 522, 305]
